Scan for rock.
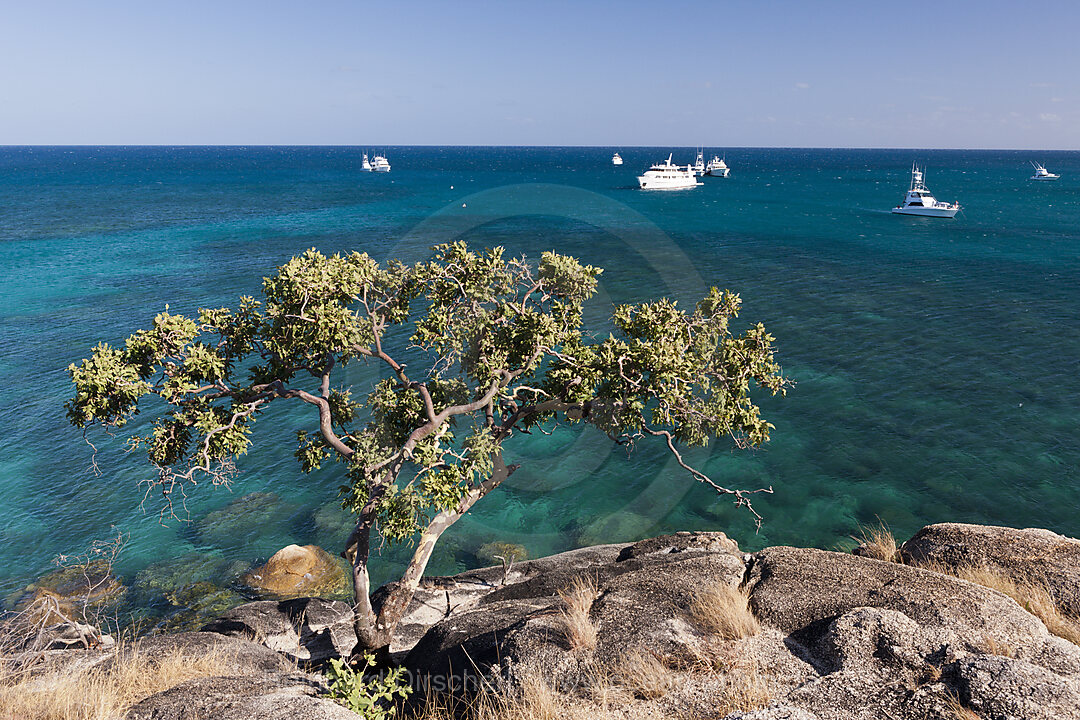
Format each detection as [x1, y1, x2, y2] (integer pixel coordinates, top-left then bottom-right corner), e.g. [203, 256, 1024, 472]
[99, 631, 293, 677]
[384, 542, 629, 658]
[616, 530, 741, 561]
[28, 621, 115, 651]
[202, 598, 357, 665]
[900, 522, 1080, 615]
[405, 533, 747, 688]
[575, 510, 657, 548]
[400, 528, 1080, 720]
[195, 492, 301, 555]
[591, 552, 745, 665]
[313, 502, 354, 540]
[476, 541, 528, 566]
[405, 595, 571, 694]
[955, 654, 1080, 720]
[746, 546, 1054, 661]
[763, 607, 959, 720]
[780, 669, 944, 720]
[11, 560, 125, 625]
[130, 553, 250, 632]
[240, 545, 350, 600]
[723, 708, 821, 720]
[157, 581, 248, 632]
[134, 553, 245, 595]
[125, 673, 358, 720]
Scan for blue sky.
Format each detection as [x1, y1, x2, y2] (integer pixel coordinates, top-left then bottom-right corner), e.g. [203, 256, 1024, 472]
[2, 0, 1077, 148]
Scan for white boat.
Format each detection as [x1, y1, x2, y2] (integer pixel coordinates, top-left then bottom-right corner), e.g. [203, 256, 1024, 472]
[705, 155, 730, 178]
[891, 164, 959, 218]
[637, 154, 700, 190]
[361, 153, 372, 171]
[612, 152, 623, 166]
[371, 154, 391, 172]
[1029, 162, 1059, 181]
[692, 149, 706, 176]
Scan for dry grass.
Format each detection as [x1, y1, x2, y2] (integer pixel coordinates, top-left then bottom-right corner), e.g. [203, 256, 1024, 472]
[711, 660, 771, 717]
[413, 671, 604, 720]
[853, 522, 900, 563]
[410, 650, 771, 720]
[978, 633, 1017, 658]
[913, 560, 1080, 647]
[944, 690, 981, 720]
[609, 650, 673, 700]
[556, 576, 599, 652]
[0, 640, 232, 720]
[690, 582, 760, 641]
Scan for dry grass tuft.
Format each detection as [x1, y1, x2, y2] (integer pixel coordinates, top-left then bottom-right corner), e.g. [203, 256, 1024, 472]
[914, 560, 1080, 647]
[711, 659, 771, 716]
[556, 576, 599, 652]
[853, 521, 900, 563]
[690, 582, 760, 641]
[0, 640, 232, 720]
[609, 651, 674, 700]
[464, 672, 564, 720]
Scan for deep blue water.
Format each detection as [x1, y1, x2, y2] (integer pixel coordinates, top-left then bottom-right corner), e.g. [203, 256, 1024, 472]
[2, 146, 1078, 625]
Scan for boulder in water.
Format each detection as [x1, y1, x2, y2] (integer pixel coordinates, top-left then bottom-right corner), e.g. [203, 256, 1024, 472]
[240, 544, 349, 600]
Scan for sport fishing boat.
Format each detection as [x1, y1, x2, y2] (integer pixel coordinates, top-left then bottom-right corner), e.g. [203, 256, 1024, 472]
[371, 154, 391, 172]
[637, 154, 700, 190]
[612, 152, 623, 166]
[692, 149, 706, 176]
[891, 164, 959, 218]
[705, 155, 729, 178]
[361, 153, 372, 171]
[1029, 162, 1060, 181]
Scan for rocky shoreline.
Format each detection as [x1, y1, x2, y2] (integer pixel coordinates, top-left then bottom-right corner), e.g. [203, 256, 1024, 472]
[10, 522, 1080, 719]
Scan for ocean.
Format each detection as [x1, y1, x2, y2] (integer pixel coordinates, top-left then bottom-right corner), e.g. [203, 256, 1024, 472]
[2, 146, 1078, 628]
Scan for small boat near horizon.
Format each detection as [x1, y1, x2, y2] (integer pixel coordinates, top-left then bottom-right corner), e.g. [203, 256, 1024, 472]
[1029, 162, 1059, 181]
[637, 154, 701, 190]
[612, 152, 623, 166]
[892, 164, 959, 218]
[361, 153, 372, 172]
[371, 154, 391, 173]
[705, 154, 730, 178]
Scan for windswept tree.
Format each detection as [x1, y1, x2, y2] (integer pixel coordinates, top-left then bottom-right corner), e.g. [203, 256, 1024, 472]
[67, 242, 787, 656]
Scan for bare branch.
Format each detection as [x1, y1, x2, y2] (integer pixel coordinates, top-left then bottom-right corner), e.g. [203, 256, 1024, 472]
[639, 422, 772, 527]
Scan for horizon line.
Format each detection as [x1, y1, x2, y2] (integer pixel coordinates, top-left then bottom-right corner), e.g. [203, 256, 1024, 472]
[1, 144, 1078, 152]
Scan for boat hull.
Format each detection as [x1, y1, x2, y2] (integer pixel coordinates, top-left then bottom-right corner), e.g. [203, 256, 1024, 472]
[638, 177, 700, 190]
[1030, 176, 1059, 181]
[891, 206, 958, 218]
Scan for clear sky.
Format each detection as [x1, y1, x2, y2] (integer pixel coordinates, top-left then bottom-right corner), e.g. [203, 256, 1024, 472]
[2, 0, 1077, 148]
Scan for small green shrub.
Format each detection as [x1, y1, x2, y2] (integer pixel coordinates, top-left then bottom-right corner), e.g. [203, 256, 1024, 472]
[325, 653, 412, 719]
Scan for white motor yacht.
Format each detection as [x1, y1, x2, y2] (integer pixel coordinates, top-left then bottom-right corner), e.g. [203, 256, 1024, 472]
[371, 154, 391, 172]
[612, 152, 623, 166]
[361, 153, 372, 171]
[692, 149, 706, 176]
[705, 155, 730, 178]
[1030, 162, 1060, 181]
[892, 164, 959, 218]
[637, 154, 700, 190]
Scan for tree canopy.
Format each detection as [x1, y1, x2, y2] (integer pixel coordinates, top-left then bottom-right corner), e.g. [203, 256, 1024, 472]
[68, 242, 787, 653]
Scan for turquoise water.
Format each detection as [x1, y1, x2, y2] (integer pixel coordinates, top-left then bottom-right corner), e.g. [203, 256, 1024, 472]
[2, 146, 1079, 625]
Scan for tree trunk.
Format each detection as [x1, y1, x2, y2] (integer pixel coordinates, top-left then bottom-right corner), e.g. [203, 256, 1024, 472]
[343, 510, 386, 659]
[348, 453, 517, 659]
